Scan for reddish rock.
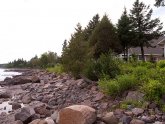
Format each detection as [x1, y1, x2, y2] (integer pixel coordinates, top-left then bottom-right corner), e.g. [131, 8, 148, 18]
[58, 105, 96, 124]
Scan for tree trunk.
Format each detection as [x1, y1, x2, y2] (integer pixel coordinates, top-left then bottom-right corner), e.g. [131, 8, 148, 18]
[126, 46, 129, 61]
[140, 45, 145, 61]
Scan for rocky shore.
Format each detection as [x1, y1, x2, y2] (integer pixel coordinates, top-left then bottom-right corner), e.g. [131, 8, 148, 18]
[0, 69, 165, 124]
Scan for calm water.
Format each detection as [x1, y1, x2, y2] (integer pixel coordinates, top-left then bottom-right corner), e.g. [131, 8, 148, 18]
[0, 68, 21, 81]
[0, 68, 22, 114]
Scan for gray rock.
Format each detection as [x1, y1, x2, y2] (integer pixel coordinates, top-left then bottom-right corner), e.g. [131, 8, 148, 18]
[130, 119, 145, 124]
[141, 115, 155, 123]
[122, 115, 132, 124]
[14, 120, 23, 124]
[22, 94, 32, 104]
[45, 117, 55, 124]
[102, 112, 119, 124]
[15, 107, 35, 124]
[132, 108, 144, 116]
[12, 102, 22, 110]
[126, 91, 144, 101]
[0, 91, 11, 98]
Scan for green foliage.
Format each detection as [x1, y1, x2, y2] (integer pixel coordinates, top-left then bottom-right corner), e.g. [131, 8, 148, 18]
[99, 74, 137, 96]
[157, 60, 165, 69]
[142, 80, 165, 102]
[99, 79, 119, 96]
[117, 8, 134, 60]
[133, 66, 148, 82]
[6, 58, 28, 68]
[83, 52, 121, 81]
[47, 64, 64, 74]
[89, 14, 121, 59]
[130, 0, 164, 61]
[120, 100, 144, 110]
[62, 23, 88, 78]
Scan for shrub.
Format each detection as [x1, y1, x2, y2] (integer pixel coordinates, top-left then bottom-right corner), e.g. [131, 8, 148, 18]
[157, 60, 165, 69]
[83, 52, 121, 81]
[47, 64, 64, 74]
[142, 80, 165, 102]
[117, 74, 137, 92]
[99, 74, 137, 96]
[99, 78, 119, 96]
[82, 59, 98, 81]
[133, 66, 148, 82]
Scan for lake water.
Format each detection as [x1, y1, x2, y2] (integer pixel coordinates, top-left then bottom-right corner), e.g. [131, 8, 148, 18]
[0, 68, 22, 114]
[0, 68, 21, 81]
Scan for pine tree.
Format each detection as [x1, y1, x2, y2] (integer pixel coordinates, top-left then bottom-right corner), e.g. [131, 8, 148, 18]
[117, 8, 134, 60]
[155, 0, 165, 6]
[61, 23, 88, 78]
[89, 14, 121, 59]
[130, 0, 164, 61]
[84, 14, 100, 41]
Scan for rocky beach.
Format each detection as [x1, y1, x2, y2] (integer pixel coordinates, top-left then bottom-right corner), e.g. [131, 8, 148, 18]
[0, 69, 165, 124]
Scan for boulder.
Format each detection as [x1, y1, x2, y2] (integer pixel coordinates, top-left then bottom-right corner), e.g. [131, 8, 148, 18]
[132, 108, 144, 116]
[14, 120, 23, 124]
[29, 119, 47, 124]
[12, 102, 22, 110]
[45, 117, 55, 124]
[15, 107, 35, 124]
[58, 105, 96, 124]
[0, 91, 11, 98]
[126, 91, 144, 101]
[130, 119, 145, 124]
[31, 76, 40, 83]
[101, 112, 118, 124]
[22, 94, 32, 104]
[34, 104, 51, 117]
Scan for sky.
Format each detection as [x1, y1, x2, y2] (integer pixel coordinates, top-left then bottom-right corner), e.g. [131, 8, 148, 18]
[0, 0, 165, 64]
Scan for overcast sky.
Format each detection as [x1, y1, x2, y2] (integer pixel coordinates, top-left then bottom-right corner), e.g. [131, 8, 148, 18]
[0, 0, 164, 63]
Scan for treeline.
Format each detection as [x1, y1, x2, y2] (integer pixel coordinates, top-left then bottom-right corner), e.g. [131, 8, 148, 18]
[61, 0, 164, 79]
[6, 51, 59, 68]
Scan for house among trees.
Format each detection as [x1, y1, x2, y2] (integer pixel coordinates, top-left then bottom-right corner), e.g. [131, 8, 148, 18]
[120, 36, 165, 61]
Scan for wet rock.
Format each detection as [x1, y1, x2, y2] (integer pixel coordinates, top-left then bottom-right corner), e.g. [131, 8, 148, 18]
[132, 108, 144, 116]
[102, 112, 118, 124]
[15, 107, 35, 124]
[0, 91, 11, 98]
[12, 102, 22, 110]
[58, 105, 96, 124]
[130, 119, 145, 124]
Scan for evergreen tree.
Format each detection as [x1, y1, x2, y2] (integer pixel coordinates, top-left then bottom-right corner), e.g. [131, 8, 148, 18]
[117, 8, 134, 60]
[155, 0, 164, 6]
[84, 14, 100, 41]
[89, 14, 121, 59]
[62, 23, 88, 78]
[62, 39, 68, 53]
[130, 0, 164, 61]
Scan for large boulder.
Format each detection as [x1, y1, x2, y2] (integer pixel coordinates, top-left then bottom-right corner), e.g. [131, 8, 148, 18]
[29, 119, 47, 124]
[4, 76, 40, 85]
[15, 107, 35, 124]
[0, 90, 11, 98]
[58, 105, 96, 124]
